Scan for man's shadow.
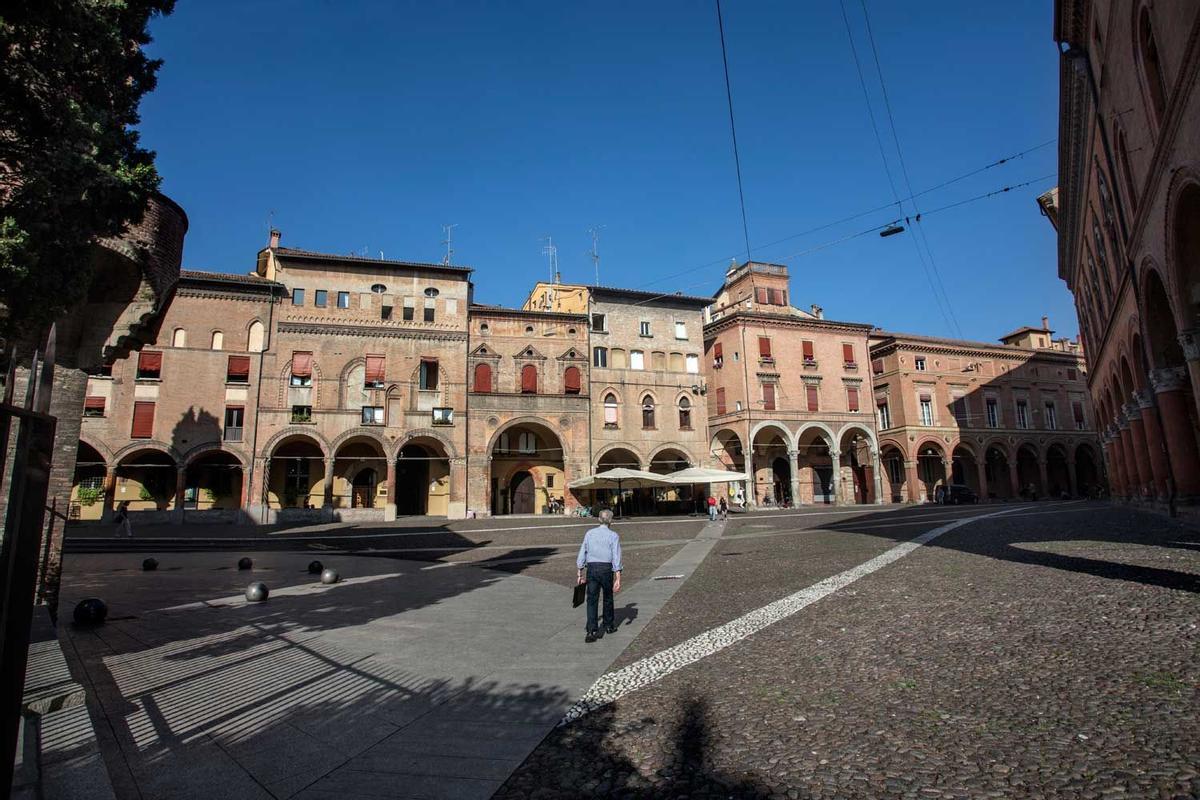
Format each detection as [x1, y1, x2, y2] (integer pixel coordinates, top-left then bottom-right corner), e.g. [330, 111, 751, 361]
[614, 602, 639, 627]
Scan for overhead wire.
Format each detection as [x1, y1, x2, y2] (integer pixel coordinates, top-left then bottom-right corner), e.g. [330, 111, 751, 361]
[715, 0, 753, 261]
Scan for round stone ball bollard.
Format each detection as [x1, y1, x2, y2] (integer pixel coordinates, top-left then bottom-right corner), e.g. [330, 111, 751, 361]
[307, 560, 323, 575]
[245, 582, 269, 602]
[320, 568, 340, 585]
[237, 557, 253, 571]
[73, 598, 108, 626]
[142, 557, 158, 571]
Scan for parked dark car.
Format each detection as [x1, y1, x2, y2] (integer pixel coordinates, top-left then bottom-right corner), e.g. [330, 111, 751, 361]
[944, 484, 979, 504]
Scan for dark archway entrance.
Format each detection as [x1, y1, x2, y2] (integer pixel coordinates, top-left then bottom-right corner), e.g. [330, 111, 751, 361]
[510, 471, 535, 513]
[396, 444, 430, 515]
[352, 468, 377, 508]
[771, 457, 791, 506]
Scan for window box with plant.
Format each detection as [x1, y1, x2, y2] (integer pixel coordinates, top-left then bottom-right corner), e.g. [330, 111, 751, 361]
[291, 405, 313, 424]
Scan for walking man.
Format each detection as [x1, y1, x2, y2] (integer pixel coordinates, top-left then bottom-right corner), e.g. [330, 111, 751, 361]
[576, 508, 622, 643]
[113, 501, 133, 538]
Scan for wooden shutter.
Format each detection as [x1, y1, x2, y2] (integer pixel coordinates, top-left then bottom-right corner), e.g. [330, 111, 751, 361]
[291, 351, 313, 377]
[763, 383, 776, 411]
[713, 341, 723, 359]
[754, 287, 769, 304]
[802, 340, 814, 360]
[474, 362, 492, 393]
[84, 396, 106, 411]
[806, 385, 819, 411]
[227, 355, 251, 380]
[716, 387, 727, 415]
[842, 344, 855, 364]
[131, 401, 155, 438]
[520, 364, 538, 393]
[137, 351, 162, 373]
[871, 358, 884, 374]
[365, 354, 385, 384]
[564, 366, 581, 394]
[847, 387, 859, 412]
[758, 336, 772, 358]
[1072, 400, 1085, 426]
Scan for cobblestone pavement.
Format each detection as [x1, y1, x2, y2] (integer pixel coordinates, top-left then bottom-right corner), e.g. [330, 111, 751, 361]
[497, 503, 1200, 799]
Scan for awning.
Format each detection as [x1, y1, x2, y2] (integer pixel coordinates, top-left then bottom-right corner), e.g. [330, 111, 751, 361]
[568, 468, 670, 490]
[660, 467, 751, 485]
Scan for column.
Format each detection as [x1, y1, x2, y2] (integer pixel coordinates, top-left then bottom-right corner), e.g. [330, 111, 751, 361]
[322, 456, 335, 508]
[1116, 414, 1144, 498]
[101, 466, 116, 523]
[1066, 458, 1078, 498]
[786, 450, 802, 507]
[1100, 433, 1121, 497]
[871, 449, 885, 504]
[1008, 460, 1020, 500]
[172, 465, 186, 524]
[1123, 402, 1153, 499]
[1134, 388, 1171, 500]
[1037, 458, 1049, 500]
[384, 458, 397, 521]
[830, 451, 841, 505]
[1151, 367, 1200, 497]
[1177, 329, 1200, 410]
[975, 458, 989, 503]
[905, 460, 921, 503]
[942, 458, 953, 501]
[1105, 426, 1128, 498]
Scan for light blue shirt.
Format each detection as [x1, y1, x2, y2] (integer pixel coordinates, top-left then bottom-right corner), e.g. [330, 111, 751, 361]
[577, 525, 622, 572]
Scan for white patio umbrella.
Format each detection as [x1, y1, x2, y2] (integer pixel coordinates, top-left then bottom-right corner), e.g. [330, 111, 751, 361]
[660, 467, 752, 485]
[568, 468, 669, 517]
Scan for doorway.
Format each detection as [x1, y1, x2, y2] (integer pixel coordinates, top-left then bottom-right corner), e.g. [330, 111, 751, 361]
[510, 471, 534, 514]
[352, 468, 376, 508]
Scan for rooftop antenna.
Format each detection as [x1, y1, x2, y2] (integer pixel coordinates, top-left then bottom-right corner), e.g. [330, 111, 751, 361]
[587, 226, 605, 286]
[442, 223, 457, 265]
[541, 236, 558, 283]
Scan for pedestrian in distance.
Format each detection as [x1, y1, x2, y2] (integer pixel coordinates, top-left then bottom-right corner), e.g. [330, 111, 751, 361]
[576, 508, 622, 643]
[719, 496, 728, 520]
[113, 501, 133, 538]
[707, 494, 718, 521]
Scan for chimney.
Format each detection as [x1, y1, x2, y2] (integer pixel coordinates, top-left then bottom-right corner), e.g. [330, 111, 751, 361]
[1041, 315, 1049, 330]
[811, 304, 824, 319]
[269, 229, 281, 249]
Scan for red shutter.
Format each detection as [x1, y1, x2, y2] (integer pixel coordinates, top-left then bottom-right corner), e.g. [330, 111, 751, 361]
[291, 351, 313, 377]
[227, 355, 251, 380]
[806, 385, 819, 411]
[842, 344, 855, 364]
[716, 387, 727, 415]
[474, 362, 492, 393]
[365, 354, 385, 384]
[768, 288, 781, 305]
[871, 358, 884, 374]
[84, 396, 105, 411]
[847, 387, 860, 412]
[758, 336, 772, 358]
[802, 341, 814, 361]
[564, 366, 581, 394]
[131, 401, 155, 438]
[713, 341, 723, 359]
[520, 364, 538, 393]
[137, 351, 162, 373]
[754, 287, 768, 304]
[763, 383, 776, 411]
[1072, 400, 1085, 426]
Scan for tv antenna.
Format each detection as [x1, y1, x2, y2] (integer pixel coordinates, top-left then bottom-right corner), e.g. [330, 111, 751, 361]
[587, 226, 605, 286]
[541, 236, 558, 283]
[441, 224, 457, 265]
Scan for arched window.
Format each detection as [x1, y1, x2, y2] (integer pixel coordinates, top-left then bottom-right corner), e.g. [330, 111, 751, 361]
[678, 396, 692, 429]
[211, 331, 224, 350]
[479, 323, 489, 335]
[498, 432, 510, 453]
[1090, 220, 1114, 298]
[604, 393, 619, 428]
[520, 364, 538, 394]
[1137, 6, 1168, 126]
[563, 366, 581, 394]
[474, 362, 492, 393]
[247, 320, 265, 353]
[1116, 126, 1139, 210]
[641, 395, 656, 429]
[171, 328, 186, 348]
[1096, 162, 1116, 235]
[518, 431, 536, 453]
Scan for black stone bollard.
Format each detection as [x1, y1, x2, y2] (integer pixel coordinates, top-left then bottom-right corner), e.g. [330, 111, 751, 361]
[307, 560, 323, 575]
[237, 557, 253, 570]
[142, 557, 158, 571]
[73, 598, 108, 626]
[245, 582, 269, 602]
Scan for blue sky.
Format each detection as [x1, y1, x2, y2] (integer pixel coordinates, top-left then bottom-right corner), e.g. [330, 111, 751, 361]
[141, 0, 1068, 342]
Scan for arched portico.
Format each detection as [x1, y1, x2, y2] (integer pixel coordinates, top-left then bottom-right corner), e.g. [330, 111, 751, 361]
[880, 441, 906, 503]
[396, 436, 451, 516]
[332, 436, 388, 511]
[752, 423, 794, 506]
[1046, 443, 1071, 498]
[115, 448, 178, 513]
[267, 434, 326, 510]
[709, 428, 750, 508]
[1016, 443, 1043, 499]
[489, 420, 567, 515]
[796, 425, 835, 505]
[185, 450, 244, 512]
[838, 425, 878, 505]
[915, 440, 948, 503]
[70, 441, 109, 521]
[951, 443, 982, 500]
[984, 443, 1016, 501]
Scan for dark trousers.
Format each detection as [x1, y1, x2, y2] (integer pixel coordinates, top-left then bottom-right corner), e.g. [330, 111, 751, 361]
[585, 562, 615, 633]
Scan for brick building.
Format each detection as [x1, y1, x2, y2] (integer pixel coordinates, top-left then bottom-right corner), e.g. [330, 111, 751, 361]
[1048, 0, 1200, 506]
[870, 320, 1102, 503]
[704, 262, 880, 507]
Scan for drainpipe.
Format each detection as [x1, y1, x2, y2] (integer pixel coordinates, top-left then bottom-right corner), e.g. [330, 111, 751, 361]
[247, 286, 277, 524]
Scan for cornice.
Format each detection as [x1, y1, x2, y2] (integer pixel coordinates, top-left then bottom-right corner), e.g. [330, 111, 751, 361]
[704, 311, 873, 338]
[278, 321, 468, 342]
[870, 338, 1085, 365]
[176, 287, 276, 302]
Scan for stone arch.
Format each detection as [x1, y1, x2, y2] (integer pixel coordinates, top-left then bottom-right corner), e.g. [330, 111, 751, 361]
[1141, 263, 1186, 369]
[395, 427, 458, 460]
[276, 357, 324, 407]
[1045, 441, 1072, 498]
[795, 421, 837, 450]
[838, 424, 877, 505]
[879, 439, 907, 503]
[333, 434, 388, 510]
[648, 442, 694, 467]
[330, 426, 389, 456]
[486, 416, 572, 461]
[745, 420, 791, 449]
[914, 439, 948, 503]
[1165, 172, 1200, 331]
[835, 422, 877, 453]
[114, 446, 179, 512]
[113, 439, 182, 464]
[261, 427, 331, 459]
[181, 441, 248, 468]
[595, 443, 643, 470]
[78, 435, 113, 466]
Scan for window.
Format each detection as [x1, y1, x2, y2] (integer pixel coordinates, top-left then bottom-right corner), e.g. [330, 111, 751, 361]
[685, 354, 699, 374]
[604, 393, 619, 428]
[806, 384, 819, 412]
[290, 352, 313, 386]
[520, 364, 538, 394]
[172, 328, 186, 347]
[361, 406, 384, 425]
[224, 406, 244, 442]
[1067, 368, 1078, 381]
[593, 347, 608, 367]
[314, 290, 328, 307]
[211, 331, 223, 350]
[842, 343, 856, 368]
[986, 397, 999, 428]
[292, 288, 305, 306]
[678, 397, 692, 429]
[291, 405, 312, 423]
[423, 298, 436, 323]
[952, 396, 968, 426]
[877, 400, 891, 429]
[382, 305, 393, 321]
[919, 394, 934, 426]
[592, 313, 607, 332]
[424, 287, 440, 298]
[136, 351, 162, 380]
[674, 321, 687, 340]
[1138, 6, 1167, 125]
[847, 386, 860, 412]
[518, 431, 536, 453]
[715, 387, 727, 415]
[1016, 400, 1029, 429]
[432, 407, 454, 425]
[337, 291, 350, 309]
[83, 396, 105, 418]
[564, 366, 581, 395]
[248, 320, 265, 352]
[131, 401, 155, 438]
[419, 359, 439, 391]
[762, 382, 776, 411]
[915, 357, 927, 371]
[641, 396, 656, 429]
[371, 283, 387, 294]
[479, 323, 490, 335]
[474, 362, 493, 392]
[755, 287, 769, 304]
[1073, 400, 1086, 430]
[226, 355, 251, 383]
[1044, 402, 1058, 430]
[758, 336, 773, 362]
[871, 358, 884, 375]
[802, 340, 815, 364]
[547, 474, 555, 488]
[524, 325, 535, 335]
[713, 341, 723, 368]
[651, 351, 666, 371]
[630, 350, 645, 370]
[402, 299, 415, 321]
[639, 321, 651, 337]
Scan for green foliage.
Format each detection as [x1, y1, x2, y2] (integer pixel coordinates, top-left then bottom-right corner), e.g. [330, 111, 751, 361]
[0, 0, 175, 337]
[77, 486, 102, 506]
[137, 485, 155, 503]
